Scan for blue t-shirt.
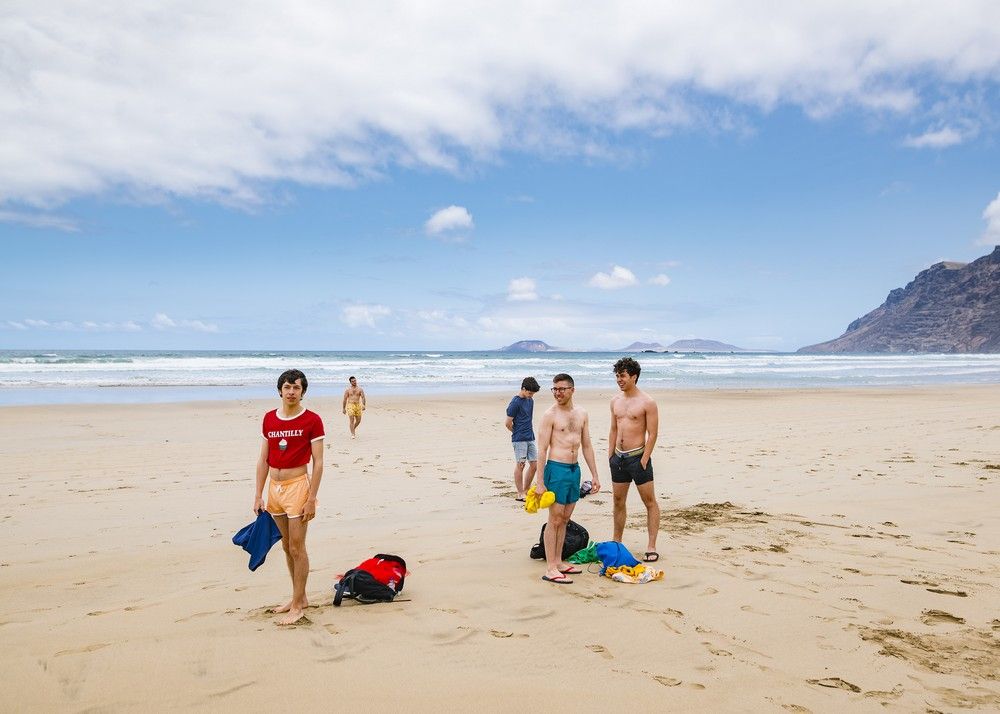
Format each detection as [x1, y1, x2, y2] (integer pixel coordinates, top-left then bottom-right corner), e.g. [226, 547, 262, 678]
[506, 395, 535, 442]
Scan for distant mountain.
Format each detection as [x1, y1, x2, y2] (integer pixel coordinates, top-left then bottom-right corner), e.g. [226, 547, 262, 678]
[667, 339, 747, 352]
[499, 339, 558, 352]
[621, 341, 665, 351]
[798, 246, 1000, 354]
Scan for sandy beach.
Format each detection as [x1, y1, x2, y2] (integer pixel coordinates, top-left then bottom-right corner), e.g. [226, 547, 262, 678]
[2, 386, 999, 712]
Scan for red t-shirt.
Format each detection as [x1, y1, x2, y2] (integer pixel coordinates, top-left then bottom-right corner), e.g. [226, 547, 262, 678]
[261, 408, 325, 469]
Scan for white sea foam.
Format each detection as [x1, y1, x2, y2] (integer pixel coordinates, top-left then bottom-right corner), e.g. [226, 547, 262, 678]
[0, 350, 997, 405]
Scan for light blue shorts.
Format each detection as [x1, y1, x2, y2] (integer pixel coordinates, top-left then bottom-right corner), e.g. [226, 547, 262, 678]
[544, 460, 581, 505]
[513, 440, 537, 463]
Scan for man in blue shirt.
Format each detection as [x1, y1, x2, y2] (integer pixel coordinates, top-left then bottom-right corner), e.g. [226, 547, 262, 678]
[505, 377, 541, 501]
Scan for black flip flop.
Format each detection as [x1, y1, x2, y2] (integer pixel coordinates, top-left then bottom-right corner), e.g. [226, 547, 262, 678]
[643, 551, 660, 563]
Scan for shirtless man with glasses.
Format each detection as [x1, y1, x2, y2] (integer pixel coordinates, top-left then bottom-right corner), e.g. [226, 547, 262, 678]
[534, 373, 601, 584]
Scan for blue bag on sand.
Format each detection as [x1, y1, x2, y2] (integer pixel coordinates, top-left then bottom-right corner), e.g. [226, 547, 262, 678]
[595, 541, 640, 576]
[232, 510, 282, 571]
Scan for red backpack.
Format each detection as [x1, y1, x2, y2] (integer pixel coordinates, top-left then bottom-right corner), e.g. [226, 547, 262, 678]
[334, 554, 407, 605]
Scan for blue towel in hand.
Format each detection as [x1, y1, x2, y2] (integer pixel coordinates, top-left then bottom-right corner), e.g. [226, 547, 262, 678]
[595, 541, 640, 575]
[232, 510, 282, 571]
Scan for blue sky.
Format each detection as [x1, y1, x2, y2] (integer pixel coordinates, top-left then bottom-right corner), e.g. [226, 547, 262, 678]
[2, 3, 999, 351]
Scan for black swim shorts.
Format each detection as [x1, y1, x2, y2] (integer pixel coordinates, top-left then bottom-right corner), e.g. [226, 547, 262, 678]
[609, 451, 653, 486]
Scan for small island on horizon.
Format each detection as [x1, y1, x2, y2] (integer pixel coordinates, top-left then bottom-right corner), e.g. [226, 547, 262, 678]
[498, 338, 753, 353]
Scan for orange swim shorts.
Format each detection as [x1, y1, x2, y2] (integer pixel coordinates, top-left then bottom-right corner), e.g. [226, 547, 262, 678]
[266, 473, 311, 519]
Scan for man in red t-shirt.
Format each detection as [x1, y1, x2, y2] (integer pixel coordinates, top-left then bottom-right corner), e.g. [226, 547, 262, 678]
[253, 369, 325, 625]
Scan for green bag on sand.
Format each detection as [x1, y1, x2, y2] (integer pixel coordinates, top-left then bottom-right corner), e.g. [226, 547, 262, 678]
[567, 541, 599, 564]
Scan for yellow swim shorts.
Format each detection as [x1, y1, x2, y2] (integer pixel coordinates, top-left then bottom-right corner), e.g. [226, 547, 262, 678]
[267, 474, 311, 519]
[346, 403, 363, 418]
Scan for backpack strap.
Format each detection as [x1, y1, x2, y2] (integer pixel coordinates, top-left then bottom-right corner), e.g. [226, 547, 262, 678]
[333, 571, 357, 607]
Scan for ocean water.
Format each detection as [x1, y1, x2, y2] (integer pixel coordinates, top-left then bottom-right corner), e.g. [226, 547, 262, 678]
[1, 350, 998, 406]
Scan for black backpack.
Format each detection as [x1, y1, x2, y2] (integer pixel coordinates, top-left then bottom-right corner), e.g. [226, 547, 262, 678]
[333, 553, 406, 606]
[529, 520, 589, 560]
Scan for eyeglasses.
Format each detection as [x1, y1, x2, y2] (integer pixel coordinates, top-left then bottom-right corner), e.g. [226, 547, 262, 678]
[550, 386, 573, 393]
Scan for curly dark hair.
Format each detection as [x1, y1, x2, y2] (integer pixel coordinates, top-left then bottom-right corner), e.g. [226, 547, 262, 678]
[613, 357, 640, 382]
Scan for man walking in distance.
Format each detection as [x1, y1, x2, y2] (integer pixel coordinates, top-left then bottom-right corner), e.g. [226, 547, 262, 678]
[609, 357, 661, 562]
[342, 376, 366, 438]
[253, 369, 325, 625]
[506, 376, 541, 501]
[534, 373, 601, 584]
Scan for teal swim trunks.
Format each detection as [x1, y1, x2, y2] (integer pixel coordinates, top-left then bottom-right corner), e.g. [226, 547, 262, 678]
[543, 460, 581, 505]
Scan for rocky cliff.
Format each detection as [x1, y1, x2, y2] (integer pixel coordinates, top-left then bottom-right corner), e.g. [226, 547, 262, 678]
[798, 246, 1000, 354]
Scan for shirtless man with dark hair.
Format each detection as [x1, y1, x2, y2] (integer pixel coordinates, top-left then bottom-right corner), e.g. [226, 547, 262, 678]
[342, 376, 366, 438]
[609, 357, 661, 562]
[535, 373, 601, 584]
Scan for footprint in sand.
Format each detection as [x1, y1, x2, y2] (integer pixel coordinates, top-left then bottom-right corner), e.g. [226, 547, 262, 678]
[514, 607, 555, 621]
[490, 629, 522, 638]
[275, 615, 311, 627]
[208, 682, 255, 699]
[900, 578, 938, 587]
[54, 643, 111, 657]
[175, 611, 214, 623]
[921, 609, 965, 625]
[927, 587, 968, 597]
[652, 675, 682, 686]
[807, 677, 861, 693]
[433, 626, 477, 645]
[587, 644, 613, 660]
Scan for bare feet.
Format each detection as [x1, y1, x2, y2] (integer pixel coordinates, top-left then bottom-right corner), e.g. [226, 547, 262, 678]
[275, 608, 306, 626]
[270, 596, 308, 614]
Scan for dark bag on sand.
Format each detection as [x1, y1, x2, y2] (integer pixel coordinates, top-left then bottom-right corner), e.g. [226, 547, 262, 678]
[334, 553, 407, 606]
[530, 520, 589, 560]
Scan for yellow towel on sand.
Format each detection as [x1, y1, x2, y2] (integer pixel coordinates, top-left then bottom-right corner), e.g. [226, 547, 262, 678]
[604, 564, 664, 583]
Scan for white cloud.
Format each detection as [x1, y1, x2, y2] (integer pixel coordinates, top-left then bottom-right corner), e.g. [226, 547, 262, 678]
[3, 3, 1000, 207]
[424, 205, 473, 240]
[151, 313, 176, 329]
[507, 277, 538, 301]
[341, 304, 391, 328]
[0, 210, 79, 232]
[901, 126, 964, 149]
[589, 265, 638, 290]
[151, 312, 217, 332]
[4, 317, 148, 332]
[649, 274, 671, 286]
[414, 309, 470, 333]
[978, 191, 1000, 246]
